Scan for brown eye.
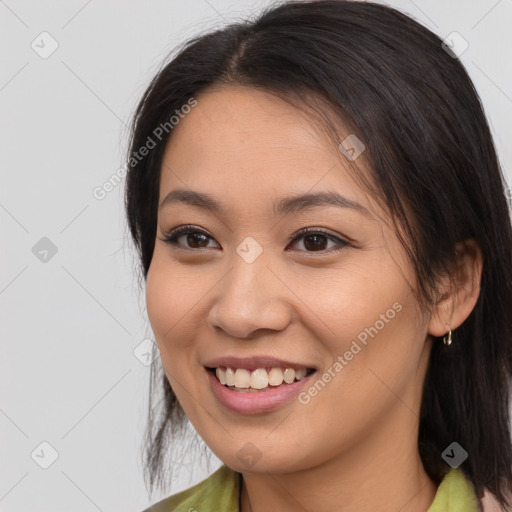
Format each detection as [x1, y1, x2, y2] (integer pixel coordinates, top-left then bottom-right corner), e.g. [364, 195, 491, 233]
[160, 225, 219, 250]
[302, 233, 329, 251]
[184, 232, 210, 248]
[287, 228, 349, 253]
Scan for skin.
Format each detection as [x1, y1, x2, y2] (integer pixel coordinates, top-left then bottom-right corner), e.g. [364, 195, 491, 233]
[145, 85, 482, 512]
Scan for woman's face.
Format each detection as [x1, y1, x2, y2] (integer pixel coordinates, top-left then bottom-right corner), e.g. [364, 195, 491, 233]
[146, 85, 433, 474]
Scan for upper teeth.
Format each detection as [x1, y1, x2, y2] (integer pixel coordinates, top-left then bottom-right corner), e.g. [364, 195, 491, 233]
[215, 367, 309, 389]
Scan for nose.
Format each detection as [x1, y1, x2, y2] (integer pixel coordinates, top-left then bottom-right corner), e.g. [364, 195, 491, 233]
[207, 250, 292, 339]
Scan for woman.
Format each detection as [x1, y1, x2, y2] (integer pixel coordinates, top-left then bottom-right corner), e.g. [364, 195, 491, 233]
[124, 1, 512, 510]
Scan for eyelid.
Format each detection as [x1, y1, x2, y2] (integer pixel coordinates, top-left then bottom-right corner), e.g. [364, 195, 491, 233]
[287, 226, 348, 244]
[167, 224, 212, 237]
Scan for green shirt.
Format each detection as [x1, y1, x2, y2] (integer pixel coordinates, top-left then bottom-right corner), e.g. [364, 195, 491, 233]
[143, 464, 480, 512]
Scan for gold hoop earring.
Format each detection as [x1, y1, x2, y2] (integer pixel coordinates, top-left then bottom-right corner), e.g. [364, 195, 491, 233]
[443, 330, 452, 346]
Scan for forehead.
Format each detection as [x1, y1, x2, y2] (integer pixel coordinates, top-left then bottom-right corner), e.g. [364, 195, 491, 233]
[159, 85, 373, 212]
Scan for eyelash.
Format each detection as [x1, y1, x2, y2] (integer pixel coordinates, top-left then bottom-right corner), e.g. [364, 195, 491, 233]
[159, 224, 350, 254]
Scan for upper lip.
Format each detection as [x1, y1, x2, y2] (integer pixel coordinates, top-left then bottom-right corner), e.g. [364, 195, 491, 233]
[204, 356, 316, 371]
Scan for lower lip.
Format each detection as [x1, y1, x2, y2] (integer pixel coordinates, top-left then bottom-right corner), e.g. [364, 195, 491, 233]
[206, 368, 315, 414]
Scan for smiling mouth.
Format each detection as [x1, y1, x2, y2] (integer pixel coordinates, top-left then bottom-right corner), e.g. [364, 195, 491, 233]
[206, 366, 316, 392]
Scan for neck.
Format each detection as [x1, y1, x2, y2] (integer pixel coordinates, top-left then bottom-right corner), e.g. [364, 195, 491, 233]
[239, 409, 437, 512]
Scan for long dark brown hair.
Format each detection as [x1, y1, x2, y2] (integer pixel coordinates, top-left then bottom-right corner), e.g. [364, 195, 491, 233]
[124, 1, 512, 508]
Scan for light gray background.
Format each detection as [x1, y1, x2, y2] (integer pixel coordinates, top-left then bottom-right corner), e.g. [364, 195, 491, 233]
[1, 1, 511, 511]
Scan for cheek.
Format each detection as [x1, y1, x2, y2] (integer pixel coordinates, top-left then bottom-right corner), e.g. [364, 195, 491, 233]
[317, 286, 425, 424]
[145, 259, 197, 356]
[146, 254, 200, 334]
[145, 261, 203, 402]
[145, 262, 171, 340]
[290, 261, 397, 344]
[302, 257, 423, 382]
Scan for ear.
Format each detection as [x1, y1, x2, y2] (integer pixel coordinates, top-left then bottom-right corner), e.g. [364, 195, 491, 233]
[428, 239, 483, 337]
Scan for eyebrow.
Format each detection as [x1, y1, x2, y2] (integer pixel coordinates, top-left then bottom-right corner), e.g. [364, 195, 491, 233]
[159, 188, 370, 217]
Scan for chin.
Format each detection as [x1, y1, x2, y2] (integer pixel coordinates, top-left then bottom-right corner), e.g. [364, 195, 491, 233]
[214, 444, 309, 475]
